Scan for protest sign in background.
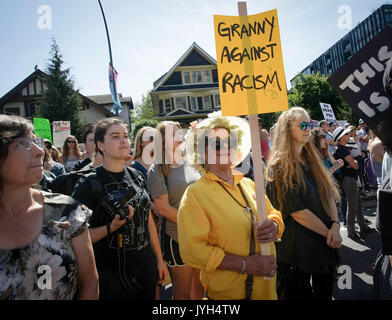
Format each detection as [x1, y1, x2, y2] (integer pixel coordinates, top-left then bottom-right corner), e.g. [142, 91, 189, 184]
[52, 121, 71, 148]
[328, 26, 392, 147]
[319, 102, 336, 123]
[213, 9, 288, 116]
[33, 118, 52, 143]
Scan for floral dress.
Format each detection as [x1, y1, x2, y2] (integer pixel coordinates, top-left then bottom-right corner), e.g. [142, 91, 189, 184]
[0, 192, 91, 300]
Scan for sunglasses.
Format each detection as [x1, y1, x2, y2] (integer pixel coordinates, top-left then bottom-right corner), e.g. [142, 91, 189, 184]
[206, 137, 237, 151]
[67, 140, 76, 144]
[298, 121, 313, 131]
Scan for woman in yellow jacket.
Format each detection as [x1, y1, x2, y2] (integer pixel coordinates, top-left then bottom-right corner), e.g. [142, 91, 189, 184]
[178, 116, 284, 300]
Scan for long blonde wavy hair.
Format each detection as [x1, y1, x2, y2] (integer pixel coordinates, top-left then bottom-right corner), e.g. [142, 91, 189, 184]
[265, 107, 340, 216]
[155, 121, 182, 177]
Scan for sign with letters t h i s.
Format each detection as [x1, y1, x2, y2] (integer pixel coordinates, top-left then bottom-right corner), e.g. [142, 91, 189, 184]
[327, 26, 392, 147]
[213, 9, 288, 116]
[319, 102, 336, 123]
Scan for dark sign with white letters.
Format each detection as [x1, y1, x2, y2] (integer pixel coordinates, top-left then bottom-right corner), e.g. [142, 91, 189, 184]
[328, 26, 392, 147]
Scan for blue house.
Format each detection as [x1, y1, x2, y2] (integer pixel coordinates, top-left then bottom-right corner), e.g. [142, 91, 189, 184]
[150, 42, 220, 124]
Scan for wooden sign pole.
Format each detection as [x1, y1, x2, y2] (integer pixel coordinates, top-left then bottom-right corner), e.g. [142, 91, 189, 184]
[237, 1, 273, 280]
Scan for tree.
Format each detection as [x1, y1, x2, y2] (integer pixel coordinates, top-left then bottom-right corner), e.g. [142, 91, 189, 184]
[130, 92, 155, 123]
[130, 118, 158, 145]
[36, 38, 83, 140]
[129, 92, 158, 145]
[258, 112, 282, 131]
[288, 73, 359, 125]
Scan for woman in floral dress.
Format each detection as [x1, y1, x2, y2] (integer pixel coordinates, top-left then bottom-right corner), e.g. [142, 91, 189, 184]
[0, 115, 99, 300]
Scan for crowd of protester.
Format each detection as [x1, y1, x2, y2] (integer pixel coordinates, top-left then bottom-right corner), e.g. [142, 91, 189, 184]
[1, 57, 391, 300]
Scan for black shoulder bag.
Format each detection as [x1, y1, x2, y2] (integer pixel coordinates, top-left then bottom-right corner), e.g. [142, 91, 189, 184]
[217, 181, 256, 300]
[159, 165, 168, 258]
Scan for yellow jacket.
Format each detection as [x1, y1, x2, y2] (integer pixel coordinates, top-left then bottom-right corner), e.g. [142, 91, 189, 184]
[178, 169, 284, 300]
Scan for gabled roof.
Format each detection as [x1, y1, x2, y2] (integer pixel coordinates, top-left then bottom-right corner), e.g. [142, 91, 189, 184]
[165, 108, 194, 117]
[88, 94, 133, 105]
[0, 69, 46, 106]
[152, 42, 217, 92]
[78, 95, 113, 117]
[0, 68, 113, 117]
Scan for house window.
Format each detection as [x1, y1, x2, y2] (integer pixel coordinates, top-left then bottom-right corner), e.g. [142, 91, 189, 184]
[204, 96, 211, 109]
[165, 99, 172, 113]
[183, 72, 190, 84]
[192, 71, 202, 83]
[190, 97, 197, 111]
[175, 97, 186, 109]
[204, 70, 212, 83]
[215, 94, 220, 107]
[4, 107, 20, 115]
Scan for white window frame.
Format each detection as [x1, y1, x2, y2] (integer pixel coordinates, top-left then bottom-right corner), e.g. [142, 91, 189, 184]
[203, 70, 212, 83]
[183, 71, 191, 84]
[175, 97, 187, 110]
[164, 98, 172, 113]
[203, 96, 211, 110]
[214, 94, 220, 107]
[4, 107, 20, 115]
[190, 97, 197, 111]
[181, 69, 213, 85]
[192, 71, 202, 83]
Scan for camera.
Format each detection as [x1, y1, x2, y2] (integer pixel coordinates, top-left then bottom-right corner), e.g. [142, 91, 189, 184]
[101, 185, 137, 220]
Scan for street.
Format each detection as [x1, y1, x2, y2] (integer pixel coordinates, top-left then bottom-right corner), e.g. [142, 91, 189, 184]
[333, 194, 380, 300]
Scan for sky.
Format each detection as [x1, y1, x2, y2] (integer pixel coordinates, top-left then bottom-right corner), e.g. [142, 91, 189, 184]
[0, 0, 390, 105]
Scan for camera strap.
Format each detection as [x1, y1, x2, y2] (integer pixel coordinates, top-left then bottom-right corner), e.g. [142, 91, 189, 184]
[116, 230, 141, 294]
[102, 167, 142, 294]
[217, 181, 255, 300]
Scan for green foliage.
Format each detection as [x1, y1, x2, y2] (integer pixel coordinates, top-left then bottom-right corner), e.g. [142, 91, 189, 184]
[288, 73, 359, 125]
[258, 112, 282, 131]
[130, 92, 155, 123]
[36, 38, 83, 140]
[131, 119, 158, 146]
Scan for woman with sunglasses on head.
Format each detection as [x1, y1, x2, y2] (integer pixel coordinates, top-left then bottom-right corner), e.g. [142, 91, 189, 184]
[72, 117, 167, 300]
[147, 121, 203, 300]
[265, 107, 341, 300]
[177, 116, 284, 300]
[59, 135, 83, 172]
[0, 115, 98, 300]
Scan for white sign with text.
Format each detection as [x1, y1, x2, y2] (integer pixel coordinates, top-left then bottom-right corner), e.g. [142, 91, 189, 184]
[320, 102, 337, 123]
[53, 121, 71, 148]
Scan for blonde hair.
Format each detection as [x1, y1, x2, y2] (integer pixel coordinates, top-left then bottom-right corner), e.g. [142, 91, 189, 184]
[265, 107, 340, 216]
[155, 121, 181, 177]
[133, 126, 156, 160]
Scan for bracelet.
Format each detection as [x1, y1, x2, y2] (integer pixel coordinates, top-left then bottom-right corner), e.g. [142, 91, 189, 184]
[106, 223, 111, 236]
[241, 258, 247, 274]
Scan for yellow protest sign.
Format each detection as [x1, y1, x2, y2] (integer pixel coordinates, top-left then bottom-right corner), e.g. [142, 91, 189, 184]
[213, 9, 289, 116]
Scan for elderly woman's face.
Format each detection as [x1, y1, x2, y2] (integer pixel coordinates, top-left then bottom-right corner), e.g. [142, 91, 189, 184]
[0, 131, 44, 187]
[206, 127, 232, 167]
